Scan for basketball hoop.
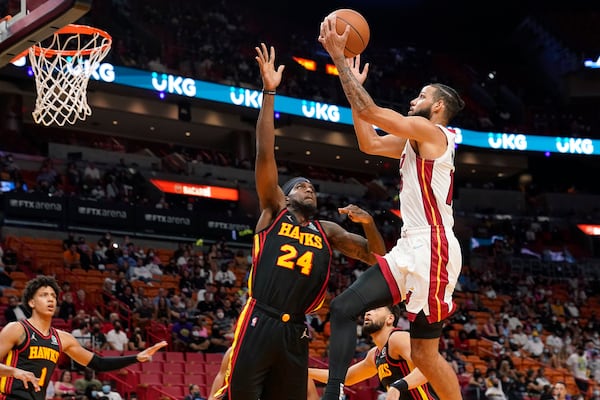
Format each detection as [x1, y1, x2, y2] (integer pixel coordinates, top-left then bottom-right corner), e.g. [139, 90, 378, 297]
[27, 24, 112, 126]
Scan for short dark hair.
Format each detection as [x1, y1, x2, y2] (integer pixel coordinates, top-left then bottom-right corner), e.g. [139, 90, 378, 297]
[430, 83, 465, 122]
[386, 304, 402, 326]
[22, 276, 60, 313]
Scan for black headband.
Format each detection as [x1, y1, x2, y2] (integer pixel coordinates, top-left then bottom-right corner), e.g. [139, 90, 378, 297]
[282, 177, 310, 195]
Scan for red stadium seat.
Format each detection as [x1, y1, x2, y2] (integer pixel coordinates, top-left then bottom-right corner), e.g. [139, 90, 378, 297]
[164, 351, 185, 362]
[162, 373, 185, 386]
[160, 385, 186, 398]
[140, 362, 163, 373]
[204, 352, 224, 364]
[185, 352, 205, 363]
[138, 373, 162, 386]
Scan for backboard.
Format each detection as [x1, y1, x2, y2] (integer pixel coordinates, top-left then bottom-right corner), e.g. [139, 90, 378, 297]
[0, 0, 92, 67]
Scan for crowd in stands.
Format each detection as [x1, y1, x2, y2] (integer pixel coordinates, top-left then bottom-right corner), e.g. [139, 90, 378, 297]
[1, 209, 600, 399]
[0, 2, 599, 400]
[78, 0, 599, 140]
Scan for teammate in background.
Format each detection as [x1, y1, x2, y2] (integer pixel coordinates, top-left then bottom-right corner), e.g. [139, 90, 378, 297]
[208, 347, 319, 400]
[318, 17, 465, 400]
[213, 43, 386, 400]
[309, 305, 437, 400]
[0, 276, 167, 400]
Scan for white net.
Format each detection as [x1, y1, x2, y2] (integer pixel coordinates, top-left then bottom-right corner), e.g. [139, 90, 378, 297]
[28, 25, 112, 126]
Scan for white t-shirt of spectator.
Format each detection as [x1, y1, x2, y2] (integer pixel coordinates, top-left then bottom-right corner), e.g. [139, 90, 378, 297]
[71, 329, 92, 348]
[523, 336, 545, 357]
[566, 351, 589, 380]
[105, 328, 129, 352]
[215, 269, 236, 286]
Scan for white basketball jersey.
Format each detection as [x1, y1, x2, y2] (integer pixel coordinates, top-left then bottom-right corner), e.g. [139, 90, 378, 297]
[398, 125, 456, 229]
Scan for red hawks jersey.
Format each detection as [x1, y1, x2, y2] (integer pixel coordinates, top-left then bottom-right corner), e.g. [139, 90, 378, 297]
[398, 125, 456, 229]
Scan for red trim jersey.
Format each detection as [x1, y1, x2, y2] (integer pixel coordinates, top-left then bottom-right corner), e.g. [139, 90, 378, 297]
[0, 320, 62, 400]
[249, 209, 333, 314]
[375, 329, 438, 400]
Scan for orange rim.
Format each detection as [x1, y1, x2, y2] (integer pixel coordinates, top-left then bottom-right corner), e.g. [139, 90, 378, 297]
[30, 24, 112, 58]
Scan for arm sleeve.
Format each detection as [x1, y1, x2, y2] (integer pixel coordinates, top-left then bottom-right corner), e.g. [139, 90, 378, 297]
[86, 354, 138, 372]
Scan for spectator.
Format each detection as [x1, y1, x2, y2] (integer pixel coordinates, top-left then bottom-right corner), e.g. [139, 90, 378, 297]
[4, 295, 30, 322]
[205, 325, 231, 354]
[133, 297, 155, 328]
[481, 316, 500, 342]
[214, 261, 236, 289]
[58, 292, 77, 321]
[45, 381, 55, 400]
[73, 289, 99, 317]
[188, 324, 210, 353]
[454, 330, 472, 355]
[169, 294, 187, 319]
[0, 265, 13, 292]
[83, 161, 101, 188]
[90, 320, 109, 351]
[127, 327, 146, 351]
[63, 232, 77, 251]
[63, 243, 81, 269]
[552, 381, 571, 400]
[171, 313, 194, 352]
[566, 346, 590, 395]
[65, 161, 82, 191]
[154, 296, 171, 324]
[152, 287, 170, 308]
[116, 285, 136, 311]
[74, 368, 102, 399]
[522, 331, 545, 359]
[71, 321, 93, 349]
[464, 368, 486, 400]
[183, 384, 206, 400]
[196, 282, 218, 314]
[546, 330, 564, 355]
[539, 384, 554, 400]
[105, 320, 129, 353]
[484, 369, 506, 400]
[129, 258, 154, 283]
[463, 315, 480, 339]
[54, 370, 77, 400]
[510, 325, 529, 349]
[211, 308, 233, 334]
[94, 382, 123, 400]
[529, 368, 552, 395]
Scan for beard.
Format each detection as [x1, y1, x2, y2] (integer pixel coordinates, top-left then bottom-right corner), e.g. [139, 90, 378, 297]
[289, 199, 317, 218]
[362, 319, 385, 336]
[410, 106, 432, 119]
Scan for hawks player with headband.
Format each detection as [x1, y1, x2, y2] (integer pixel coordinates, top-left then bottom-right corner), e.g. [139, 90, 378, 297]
[319, 15, 466, 400]
[0, 276, 166, 400]
[213, 43, 386, 400]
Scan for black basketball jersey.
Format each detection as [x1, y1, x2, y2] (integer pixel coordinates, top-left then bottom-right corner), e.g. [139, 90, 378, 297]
[375, 329, 437, 400]
[249, 209, 332, 314]
[0, 320, 62, 400]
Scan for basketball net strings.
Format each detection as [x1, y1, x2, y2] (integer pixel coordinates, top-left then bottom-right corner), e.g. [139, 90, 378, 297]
[29, 32, 111, 126]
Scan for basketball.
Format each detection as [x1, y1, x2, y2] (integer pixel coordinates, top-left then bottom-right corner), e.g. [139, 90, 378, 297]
[327, 9, 370, 58]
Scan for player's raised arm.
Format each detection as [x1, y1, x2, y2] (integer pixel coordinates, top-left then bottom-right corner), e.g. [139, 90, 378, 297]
[254, 43, 286, 225]
[60, 330, 167, 371]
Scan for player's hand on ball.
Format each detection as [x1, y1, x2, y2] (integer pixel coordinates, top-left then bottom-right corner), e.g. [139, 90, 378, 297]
[318, 15, 349, 60]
